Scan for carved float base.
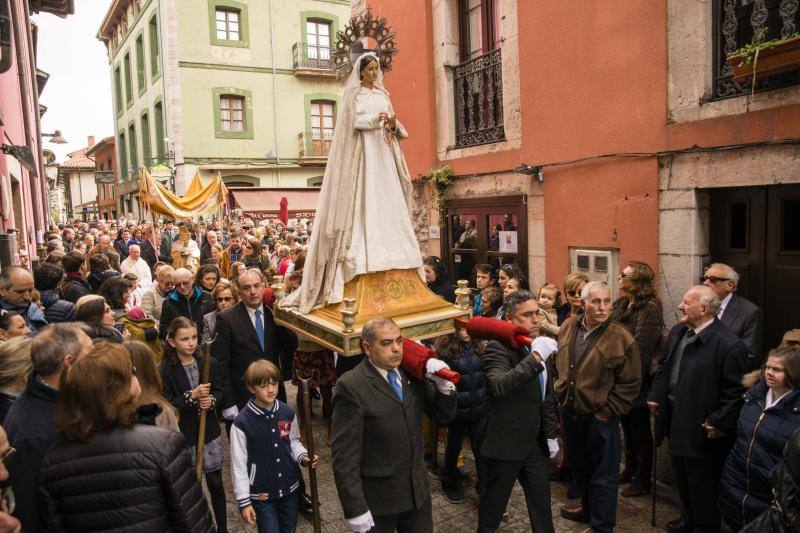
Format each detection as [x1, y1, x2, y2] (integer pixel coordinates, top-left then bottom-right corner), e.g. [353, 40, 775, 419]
[274, 268, 470, 356]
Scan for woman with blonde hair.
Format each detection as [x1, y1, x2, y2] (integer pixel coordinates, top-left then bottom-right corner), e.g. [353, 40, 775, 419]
[38, 341, 214, 531]
[0, 336, 31, 423]
[127, 340, 179, 432]
[202, 280, 238, 344]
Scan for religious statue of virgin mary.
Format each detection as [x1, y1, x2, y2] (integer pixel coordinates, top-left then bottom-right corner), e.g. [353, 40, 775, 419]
[285, 51, 423, 314]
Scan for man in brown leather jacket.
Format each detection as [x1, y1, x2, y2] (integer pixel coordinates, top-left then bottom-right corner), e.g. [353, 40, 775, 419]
[554, 280, 641, 533]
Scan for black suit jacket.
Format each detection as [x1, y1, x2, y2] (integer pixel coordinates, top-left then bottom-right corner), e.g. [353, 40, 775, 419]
[211, 302, 297, 409]
[331, 360, 456, 519]
[140, 239, 158, 272]
[648, 319, 749, 457]
[478, 340, 558, 461]
[159, 356, 223, 445]
[720, 293, 763, 368]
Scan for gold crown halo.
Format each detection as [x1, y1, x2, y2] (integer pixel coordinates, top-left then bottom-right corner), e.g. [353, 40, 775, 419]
[333, 8, 398, 76]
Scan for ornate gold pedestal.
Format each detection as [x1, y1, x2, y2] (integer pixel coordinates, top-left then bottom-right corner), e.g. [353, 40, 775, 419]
[274, 268, 471, 356]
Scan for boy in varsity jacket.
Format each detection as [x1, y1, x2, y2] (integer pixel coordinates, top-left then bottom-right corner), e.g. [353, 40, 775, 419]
[230, 360, 319, 532]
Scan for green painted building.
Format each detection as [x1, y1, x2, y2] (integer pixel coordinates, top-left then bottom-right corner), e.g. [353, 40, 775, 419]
[98, 0, 351, 215]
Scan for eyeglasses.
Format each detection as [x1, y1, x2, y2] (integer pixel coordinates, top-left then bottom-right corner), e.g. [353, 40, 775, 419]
[618, 273, 632, 280]
[568, 290, 582, 298]
[703, 275, 730, 284]
[0, 446, 16, 463]
[174, 280, 192, 287]
[216, 296, 233, 302]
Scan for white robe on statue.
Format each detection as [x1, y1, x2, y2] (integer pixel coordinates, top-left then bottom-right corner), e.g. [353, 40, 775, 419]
[329, 88, 423, 303]
[285, 52, 423, 314]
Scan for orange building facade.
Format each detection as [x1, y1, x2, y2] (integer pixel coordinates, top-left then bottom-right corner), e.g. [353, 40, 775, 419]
[360, 0, 800, 349]
[87, 136, 118, 221]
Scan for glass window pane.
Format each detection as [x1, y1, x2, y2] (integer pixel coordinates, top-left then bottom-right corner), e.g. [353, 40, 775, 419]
[231, 98, 242, 110]
[323, 116, 334, 128]
[216, 10, 226, 22]
[782, 200, 800, 251]
[311, 116, 321, 128]
[322, 103, 334, 116]
[307, 21, 316, 35]
[216, 20, 226, 31]
[229, 11, 239, 24]
[229, 21, 238, 32]
[229, 30, 239, 41]
[319, 23, 329, 36]
[729, 201, 748, 250]
[220, 110, 230, 121]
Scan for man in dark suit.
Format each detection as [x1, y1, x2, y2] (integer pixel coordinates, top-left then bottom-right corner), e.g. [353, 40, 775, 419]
[211, 269, 298, 417]
[704, 262, 763, 369]
[648, 285, 749, 533]
[140, 223, 159, 272]
[331, 317, 457, 533]
[477, 290, 558, 533]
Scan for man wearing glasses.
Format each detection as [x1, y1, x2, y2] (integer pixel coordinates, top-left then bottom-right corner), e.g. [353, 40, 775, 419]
[158, 268, 214, 340]
[703, 263, 763, 370]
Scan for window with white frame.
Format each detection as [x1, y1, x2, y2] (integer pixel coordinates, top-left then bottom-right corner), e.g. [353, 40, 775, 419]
[220, 95, 245, 132]
[306, 20, 331, 60]
[215, 9, 240, 41]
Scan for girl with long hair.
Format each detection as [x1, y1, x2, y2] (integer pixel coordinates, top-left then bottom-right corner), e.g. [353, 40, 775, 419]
[159, 317, 227, 533]
[127, 340, 179, 432]
[434, 327, 486, 503]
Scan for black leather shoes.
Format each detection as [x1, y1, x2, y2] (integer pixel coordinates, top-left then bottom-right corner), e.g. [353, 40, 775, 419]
[298, 492, 313, 514]
[560, 505, 590, 523]
[665, 517, 695, 532]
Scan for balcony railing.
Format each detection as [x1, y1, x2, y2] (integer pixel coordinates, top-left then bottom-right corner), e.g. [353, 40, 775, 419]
[94, 171, 116, 184]
[292, 43, 337, 77]
[453, 48, 505, 149]
[298, 130, 333, 161]
[712, 0, 800, 100]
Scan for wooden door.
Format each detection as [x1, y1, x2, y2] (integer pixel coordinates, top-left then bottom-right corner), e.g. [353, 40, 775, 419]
[710, 185, 800, 352]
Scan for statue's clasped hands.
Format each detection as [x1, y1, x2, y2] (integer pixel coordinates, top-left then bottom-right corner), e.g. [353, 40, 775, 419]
[378, 112, 397, 130]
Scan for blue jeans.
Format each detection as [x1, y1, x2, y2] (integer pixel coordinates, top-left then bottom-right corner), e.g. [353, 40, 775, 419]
[252, 492, 298, 533]
[561, 409, 621, 533]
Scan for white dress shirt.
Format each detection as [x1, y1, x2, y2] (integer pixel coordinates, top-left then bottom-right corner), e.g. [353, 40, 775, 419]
[368, 360, 405, 386]
[717, 292, 733, 319]
[245, 304, 265, 344]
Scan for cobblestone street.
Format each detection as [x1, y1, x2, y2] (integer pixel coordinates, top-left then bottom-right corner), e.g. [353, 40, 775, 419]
[217, 383, 681, 532]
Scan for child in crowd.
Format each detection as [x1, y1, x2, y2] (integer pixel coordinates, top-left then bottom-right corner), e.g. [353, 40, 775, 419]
[122, 273, 143, 309]
[159, 317, 227, 533]
[435, 326, 486, 503]
[230, 360, 319, 533]
[473, 264, 495, 316]
[537, 283, 563, 339]
[127, 340, 178, 431]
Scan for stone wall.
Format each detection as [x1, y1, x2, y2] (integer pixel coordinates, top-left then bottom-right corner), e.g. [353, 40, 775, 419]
[657, 145, 800, 323]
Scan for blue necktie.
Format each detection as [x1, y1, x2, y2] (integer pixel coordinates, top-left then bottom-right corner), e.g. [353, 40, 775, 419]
[387, 370, 403, 401]
[254, 309, 265, 351]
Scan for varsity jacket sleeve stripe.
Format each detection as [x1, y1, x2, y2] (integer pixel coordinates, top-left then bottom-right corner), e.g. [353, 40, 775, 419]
[289, 415, 309, 465]
[229, 424, 252, 508]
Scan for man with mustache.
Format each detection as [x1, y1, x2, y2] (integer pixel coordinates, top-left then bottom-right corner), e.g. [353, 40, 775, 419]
[554, 280, 641, 533]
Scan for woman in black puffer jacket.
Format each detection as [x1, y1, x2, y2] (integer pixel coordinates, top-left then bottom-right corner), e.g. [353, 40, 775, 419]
[434, 327, 485, 502]
[719, 346, 800, 531]
[38, 341, 215, 532]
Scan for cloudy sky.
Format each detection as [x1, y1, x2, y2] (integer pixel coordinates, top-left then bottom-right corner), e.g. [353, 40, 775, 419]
[34, 1, 114, 162]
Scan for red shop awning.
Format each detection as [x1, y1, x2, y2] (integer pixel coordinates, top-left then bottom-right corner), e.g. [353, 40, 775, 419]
[230, 188, 320, 220]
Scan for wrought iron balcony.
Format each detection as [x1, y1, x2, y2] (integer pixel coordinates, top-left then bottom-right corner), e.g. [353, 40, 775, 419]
[292, 43, 337, 78]
[453, 48, 505, 149]
[94, 171, 116, 184]
[712, 0, 800, 100]
[298, 131, 333, 164]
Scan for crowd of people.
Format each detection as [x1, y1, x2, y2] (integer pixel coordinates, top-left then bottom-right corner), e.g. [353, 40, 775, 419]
[0, 213, 795, 533]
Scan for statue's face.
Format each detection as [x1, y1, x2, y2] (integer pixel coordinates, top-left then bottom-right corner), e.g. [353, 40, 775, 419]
[360, 58, 379, 83]
[179, 226, 189, 242]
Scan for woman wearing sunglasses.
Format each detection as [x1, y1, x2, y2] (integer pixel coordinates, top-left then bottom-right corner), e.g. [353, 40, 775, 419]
[202, 280, 239, 345]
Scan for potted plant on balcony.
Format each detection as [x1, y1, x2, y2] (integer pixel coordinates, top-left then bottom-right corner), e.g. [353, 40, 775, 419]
[424, 165, 453, 214]
[728, 30, 800, 84]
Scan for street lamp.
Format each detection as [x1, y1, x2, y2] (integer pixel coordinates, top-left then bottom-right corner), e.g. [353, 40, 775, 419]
[42, 130, 67, 144]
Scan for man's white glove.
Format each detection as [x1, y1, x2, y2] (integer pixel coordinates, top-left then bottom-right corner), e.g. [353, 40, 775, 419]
[346, 510, 374, 533]
[530, 337, 558, 362]
[221, 405, 239, 421]
[547, 438, 559, 459]
[425, 358, 449, 375]
[429, 375, 456, 395]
